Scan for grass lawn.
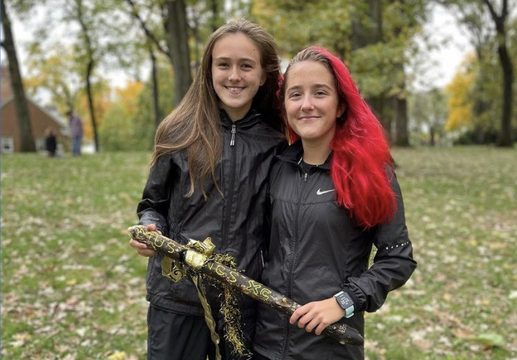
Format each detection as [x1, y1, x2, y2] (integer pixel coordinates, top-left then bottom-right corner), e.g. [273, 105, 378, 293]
[1, 147, 516, 359]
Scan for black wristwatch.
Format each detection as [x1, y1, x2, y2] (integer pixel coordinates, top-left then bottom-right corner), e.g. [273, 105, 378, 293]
[334, 291, 355, 318]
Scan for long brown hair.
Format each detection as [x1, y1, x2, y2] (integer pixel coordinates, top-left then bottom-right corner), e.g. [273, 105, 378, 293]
[152, 19, 282, 196]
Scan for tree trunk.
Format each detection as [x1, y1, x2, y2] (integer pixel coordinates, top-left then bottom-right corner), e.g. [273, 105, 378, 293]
[75, 0, 99, 152]
[392, 68, 410, 147]
[0, 0, 35, 152]
[429, 127, 436, 146]
[496, 37, 513, 146]
[391, 1, 411, 147]
[370, 97, 392, 140]
[482, 0, 513, 146]
[210, 0, 220, 32]
[394, 96, 410, 146]
[85, 59, 99, 152]
[165, 0, 192, 107]
[190, 12, 202, 71]
[149, 47, 161, 128]
[351, 0, 393, 140]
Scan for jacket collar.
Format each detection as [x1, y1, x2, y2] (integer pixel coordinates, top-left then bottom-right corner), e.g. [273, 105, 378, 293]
[220, 108, 261, 129]
[278, 140, 332, 171]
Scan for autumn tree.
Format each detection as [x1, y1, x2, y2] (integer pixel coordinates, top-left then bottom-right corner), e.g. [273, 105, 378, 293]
[445, 52, 508, 144]
[24, 50, 80, 115]
[100, 59, 174, 151]
[444, 65, 474, 133]
[1, 0, 35, 152]
[23, 0, 136, 152]
[438, 0, 515, 146]
[100, 81, 146, 150]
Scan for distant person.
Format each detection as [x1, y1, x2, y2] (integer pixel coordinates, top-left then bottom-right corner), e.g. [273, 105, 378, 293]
[44, 128, 57, 157]
[67, 110, 83, 156]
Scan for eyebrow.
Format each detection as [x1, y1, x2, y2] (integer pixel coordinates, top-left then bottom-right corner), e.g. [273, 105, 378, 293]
[286, 84, 333, 92]
[213, 56, 258, 64]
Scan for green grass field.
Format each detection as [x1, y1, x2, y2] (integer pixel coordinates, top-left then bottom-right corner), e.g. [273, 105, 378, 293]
[1, 147, 516, 359]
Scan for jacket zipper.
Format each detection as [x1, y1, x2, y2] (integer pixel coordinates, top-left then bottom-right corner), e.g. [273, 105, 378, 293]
[222, 124, 237, 244]
[281, 167, 308, 357]
[230, 124, 236, 146]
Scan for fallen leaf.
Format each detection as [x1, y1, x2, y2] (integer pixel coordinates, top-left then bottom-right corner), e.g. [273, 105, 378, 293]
[107, 351, 127, 360]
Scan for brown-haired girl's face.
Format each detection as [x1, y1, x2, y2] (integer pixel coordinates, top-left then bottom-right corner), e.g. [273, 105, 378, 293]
[211, 33, 266, 121]
[284, 60, 343, 147]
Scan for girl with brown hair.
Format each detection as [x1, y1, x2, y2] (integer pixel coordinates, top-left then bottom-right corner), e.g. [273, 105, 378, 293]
[129, 19, 285, 360]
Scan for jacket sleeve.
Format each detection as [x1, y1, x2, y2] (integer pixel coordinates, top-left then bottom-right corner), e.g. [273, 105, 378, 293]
[261, 146, 285, 263]
[136, 154, 175, 234]
[343, 170, 417, 313]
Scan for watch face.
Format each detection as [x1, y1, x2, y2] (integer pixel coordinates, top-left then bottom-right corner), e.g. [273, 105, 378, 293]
[335, 292, 355, 318]
[336, 292, 353, 309]
[341, 296, 353, 308]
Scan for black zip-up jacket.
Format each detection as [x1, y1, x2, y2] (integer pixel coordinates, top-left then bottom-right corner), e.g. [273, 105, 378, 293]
[137, 109, 285, 317]
[254, 142, 417, 360]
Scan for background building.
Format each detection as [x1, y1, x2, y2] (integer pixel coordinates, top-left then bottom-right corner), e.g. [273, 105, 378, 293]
[0, 66, 68, 153]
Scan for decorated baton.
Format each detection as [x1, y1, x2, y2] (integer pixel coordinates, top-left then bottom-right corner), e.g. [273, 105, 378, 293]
[128, 225, 364, 346]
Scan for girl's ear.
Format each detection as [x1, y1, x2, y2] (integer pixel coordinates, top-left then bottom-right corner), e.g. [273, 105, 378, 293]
[260, 71, 267, 86]
[337, 102, 346, 119]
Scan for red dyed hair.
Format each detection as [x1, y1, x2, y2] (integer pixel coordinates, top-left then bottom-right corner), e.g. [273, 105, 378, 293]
[282, 46, 396, 227]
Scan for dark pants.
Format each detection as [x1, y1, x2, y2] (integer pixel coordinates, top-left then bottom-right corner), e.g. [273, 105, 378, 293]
[147, 305, 255, 360]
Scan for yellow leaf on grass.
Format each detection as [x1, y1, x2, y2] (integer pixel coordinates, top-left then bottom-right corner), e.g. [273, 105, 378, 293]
[107, 351, 127, 360]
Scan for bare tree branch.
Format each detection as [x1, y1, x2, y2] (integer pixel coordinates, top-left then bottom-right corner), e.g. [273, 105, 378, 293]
[124, 0, 169, 57]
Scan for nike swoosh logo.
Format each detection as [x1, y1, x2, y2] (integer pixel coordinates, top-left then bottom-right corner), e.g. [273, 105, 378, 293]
[316, 188, 335, 195]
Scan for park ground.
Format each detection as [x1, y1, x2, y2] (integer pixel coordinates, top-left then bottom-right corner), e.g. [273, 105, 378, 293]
[1, 146, 516, 359]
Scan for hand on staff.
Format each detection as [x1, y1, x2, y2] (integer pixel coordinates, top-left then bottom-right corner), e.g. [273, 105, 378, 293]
[289, 297, 346, 335]
[129, 223, 159, 257]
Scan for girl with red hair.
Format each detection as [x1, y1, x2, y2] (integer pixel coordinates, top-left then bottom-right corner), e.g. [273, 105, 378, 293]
[253, 46, 416, 359]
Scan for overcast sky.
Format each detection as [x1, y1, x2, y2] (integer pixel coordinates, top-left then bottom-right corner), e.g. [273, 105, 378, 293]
[410, 4, 474, 90]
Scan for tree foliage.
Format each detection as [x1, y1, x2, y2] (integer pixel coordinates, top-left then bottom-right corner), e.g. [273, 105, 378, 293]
[100, 60, 174, 151]
[99, 81, 147, 151]
[438, 0, 515, 145]
[252, 0, 428, 146]
[24, 50, 81, 114]
[119, 0, 192, 107]
[409, 88, 448, 145]
[445, 61, 474, 131]
[14, 1, 446, 150]
[439, 1, 517, 144]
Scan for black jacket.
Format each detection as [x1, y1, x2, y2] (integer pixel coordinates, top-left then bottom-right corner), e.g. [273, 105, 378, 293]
[137, 109, 286, 317]
[254, 142, 417, 359]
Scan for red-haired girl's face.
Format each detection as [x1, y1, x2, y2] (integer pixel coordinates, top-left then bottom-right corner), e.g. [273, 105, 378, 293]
[211, 33, 266, 121]
[284, 60, 343, 148]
